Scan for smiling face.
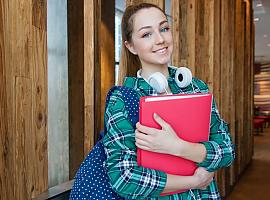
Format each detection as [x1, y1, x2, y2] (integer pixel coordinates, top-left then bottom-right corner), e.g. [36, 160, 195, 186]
[125, 7, 173, 70]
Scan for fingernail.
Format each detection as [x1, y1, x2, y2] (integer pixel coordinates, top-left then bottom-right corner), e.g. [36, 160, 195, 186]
[153, 113, 157, 118]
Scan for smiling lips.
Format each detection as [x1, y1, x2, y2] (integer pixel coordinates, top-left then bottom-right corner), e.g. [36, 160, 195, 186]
[153, 47, 167, 54]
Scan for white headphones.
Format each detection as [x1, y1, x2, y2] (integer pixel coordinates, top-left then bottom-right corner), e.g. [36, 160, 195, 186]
[137, 66, 194, 94]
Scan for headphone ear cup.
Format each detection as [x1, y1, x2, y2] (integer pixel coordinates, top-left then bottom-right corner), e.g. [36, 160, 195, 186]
[148, 72, 168, 94]
[175, 67, 193, 88]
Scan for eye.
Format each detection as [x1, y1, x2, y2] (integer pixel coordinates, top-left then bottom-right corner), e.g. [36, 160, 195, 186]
[160, 27, 169, 32]
[142, 32, 152, 38]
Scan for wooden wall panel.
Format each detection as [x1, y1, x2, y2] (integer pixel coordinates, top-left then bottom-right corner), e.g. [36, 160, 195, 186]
[171, 0, 196, 73]
[126, 0, 165, 9]
[68, 0, 85, 178]
[0, 0, 48, 199]
[85, 0, 101, 153]
[0, 1, 14, 199]
[68, 0, 101, 177]
[15, 77, 32, 200]
[245, 0, 253, 167]
[31, 25, 48, 197]
[171, 0, 253, 198]
[250, 20, 255, 157]
[234, 0, 245, 177]
[171, 0, 221, 98]
[242, 0, 249, 172]
[100, 0, 115, 130]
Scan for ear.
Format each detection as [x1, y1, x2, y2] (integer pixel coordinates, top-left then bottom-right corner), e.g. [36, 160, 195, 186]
[124, 41, 137, 55]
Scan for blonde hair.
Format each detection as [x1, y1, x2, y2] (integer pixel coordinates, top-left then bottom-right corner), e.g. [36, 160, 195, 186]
[118, 3, 166, 85]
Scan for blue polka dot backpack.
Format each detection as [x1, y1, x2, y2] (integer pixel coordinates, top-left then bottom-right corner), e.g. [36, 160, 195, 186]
[69, 86, 139, 200]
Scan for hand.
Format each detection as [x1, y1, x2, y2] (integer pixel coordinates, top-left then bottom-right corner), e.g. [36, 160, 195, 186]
[135, 113, 187, 156]
[192, 167, 214, 190]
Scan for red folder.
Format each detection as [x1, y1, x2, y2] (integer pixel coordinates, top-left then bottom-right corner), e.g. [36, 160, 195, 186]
[137, 93, 212, 196]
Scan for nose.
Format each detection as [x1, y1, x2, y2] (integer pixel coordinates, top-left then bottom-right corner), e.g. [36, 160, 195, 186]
[155, 31, 165, 44]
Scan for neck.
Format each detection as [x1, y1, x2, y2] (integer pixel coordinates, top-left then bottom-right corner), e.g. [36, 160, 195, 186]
[140, 63, 169, 80]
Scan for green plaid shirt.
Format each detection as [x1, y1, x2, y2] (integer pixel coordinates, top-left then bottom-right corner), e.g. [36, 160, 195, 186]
[103, 67, 235, 199]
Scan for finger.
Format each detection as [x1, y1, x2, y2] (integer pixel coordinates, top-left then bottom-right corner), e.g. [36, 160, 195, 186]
[200, 179, 213, 189]
[135, 130, 151, 141]
[136, 122, 158, 135]
[135, 138, 150, 147]
[153, 113, 171, 130]
[135, 142, 151, 151]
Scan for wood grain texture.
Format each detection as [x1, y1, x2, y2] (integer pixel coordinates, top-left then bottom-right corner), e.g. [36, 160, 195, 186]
[100, 0, 115, 132]
[0, 1, 13, 200]
[171, 0, 196, 72]
[170, 0, 253, 197]
[0, 0, 48, 199]
[30, 19, 48, 200]
[68, 0, 86, 178]
[84, 0, 101, 155]
[126, 0, 165, 9]
[220, 0, 236, 194]
[15, 77, 32, 200]
[68, 0, 102, 178]
[234, 0, 245, 177]
[242, 0, 248, 173]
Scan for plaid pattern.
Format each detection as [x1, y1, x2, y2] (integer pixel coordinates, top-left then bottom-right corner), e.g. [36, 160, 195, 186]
[103, 67, 235, 199]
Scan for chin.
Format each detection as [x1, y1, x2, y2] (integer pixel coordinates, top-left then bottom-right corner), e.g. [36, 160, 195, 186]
[156, 58, 171, 65]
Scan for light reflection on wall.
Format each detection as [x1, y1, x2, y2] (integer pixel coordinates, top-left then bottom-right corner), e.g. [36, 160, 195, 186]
[47, 0, 69, 187]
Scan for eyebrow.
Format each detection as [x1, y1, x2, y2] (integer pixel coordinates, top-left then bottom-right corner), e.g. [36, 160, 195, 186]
[138, 20, 168, 32]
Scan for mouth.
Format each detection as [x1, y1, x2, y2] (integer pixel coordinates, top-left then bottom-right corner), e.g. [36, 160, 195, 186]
[153, 47, 168, 54]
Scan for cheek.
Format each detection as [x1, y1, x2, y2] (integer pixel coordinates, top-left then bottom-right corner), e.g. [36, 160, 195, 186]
[166, 34, 173, 45]
[135, 40, 153, 54]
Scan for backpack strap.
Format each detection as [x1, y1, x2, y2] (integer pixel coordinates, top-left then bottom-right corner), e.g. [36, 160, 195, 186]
[100, 86, 140, 139]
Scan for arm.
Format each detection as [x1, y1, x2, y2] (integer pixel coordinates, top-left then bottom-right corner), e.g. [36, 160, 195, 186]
[103, 92, 211, 199]
[162, 167, 214, 194]
[135, 98, 235, 172]
[196, 98, 235, 171]
[135, 113, 207, 163]
[172, 98, 235, 171]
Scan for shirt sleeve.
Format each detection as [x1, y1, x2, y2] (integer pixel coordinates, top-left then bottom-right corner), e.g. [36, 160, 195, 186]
[197, 96, 236, 172]
[102, 91, 167, 199]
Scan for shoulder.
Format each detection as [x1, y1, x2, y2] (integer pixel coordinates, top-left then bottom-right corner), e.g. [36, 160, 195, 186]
[105, 86, 139, 114]
[192, 77, 209, 92]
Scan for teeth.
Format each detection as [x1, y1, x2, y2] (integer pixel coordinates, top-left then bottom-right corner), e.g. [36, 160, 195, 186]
[156, 48, 166, 53]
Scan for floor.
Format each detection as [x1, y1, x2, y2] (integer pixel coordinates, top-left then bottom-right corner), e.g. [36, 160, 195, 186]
[226, 126, 270, 200]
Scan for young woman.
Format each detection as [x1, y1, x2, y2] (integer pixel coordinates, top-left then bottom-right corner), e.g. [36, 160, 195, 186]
[102, 3, 235, 199]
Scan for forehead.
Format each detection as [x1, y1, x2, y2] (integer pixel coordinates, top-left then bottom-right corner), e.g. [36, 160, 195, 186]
[132, 7, 167, 31]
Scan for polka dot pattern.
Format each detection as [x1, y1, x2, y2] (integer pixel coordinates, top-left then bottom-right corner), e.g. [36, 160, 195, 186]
[69, 86, 139, 200]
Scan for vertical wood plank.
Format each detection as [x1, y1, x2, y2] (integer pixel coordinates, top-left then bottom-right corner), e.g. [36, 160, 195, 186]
[242, 0, 248, 172]
[10, 0, 32, 78]
[30, 0, 48, 196]
[84, 0, 101, 154]
[250, 16, 255, 161]
[100, 0, 115, 130]
[68, 0, 101, 177]
[68, 0, 85, 177]
[234, 0, 244, 177]
[245, 0, 253, 167]
[219, 0, 236, 194]
[126, 0, 165, 9]
[15, 77, 31, 200]
[228, 0, 236, 188]
[212, 0, 221, 106]
[171, 0, 196, 72]
[0, 0, 48, 199]
[0, 1, 14, 199]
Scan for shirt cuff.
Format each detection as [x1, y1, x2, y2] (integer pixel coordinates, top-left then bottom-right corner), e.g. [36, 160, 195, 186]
[197, 141, 217, 172]
[150, 171, 167, 197]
